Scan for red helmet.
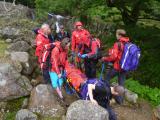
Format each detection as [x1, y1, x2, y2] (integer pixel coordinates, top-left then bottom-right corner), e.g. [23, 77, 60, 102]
[74, 21, 83, 27]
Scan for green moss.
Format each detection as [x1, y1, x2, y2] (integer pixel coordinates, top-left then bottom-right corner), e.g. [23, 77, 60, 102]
[4, 112, 17, 120]
[36, 113, 62, 120]
[3, 97, 26, 120]
[0, 40, 8, 57]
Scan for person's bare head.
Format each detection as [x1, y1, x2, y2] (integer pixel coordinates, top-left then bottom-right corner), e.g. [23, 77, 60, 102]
[41, 23, 51, 35]
[116, 29, 126, 40]
[111, 85, 125, 96]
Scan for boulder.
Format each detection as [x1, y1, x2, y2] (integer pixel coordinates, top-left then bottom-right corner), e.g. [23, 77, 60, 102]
[21, 59, 35, 75]
[28, 84, 65, 117]
[12, 61, 23, 73]
[15, 109, 37, 120]
[7, 41, 30, 52]
[0, 63, 32, 101]
[66, 100, 109, 120]
[10, 52, 29, 63]
[0, 27, 20, 38]
[5, 38, 12, 43]
[124, 89, 138, 104]
[153, 105, 160, 120]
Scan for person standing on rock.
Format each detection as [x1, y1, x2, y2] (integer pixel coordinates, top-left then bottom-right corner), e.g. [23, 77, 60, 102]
[71, 21, 90, 70]
[55, 25, 70, 41]
[35, 23, 53, 83]
[101, 29, 130, 104]
[49, 37, 70, 101]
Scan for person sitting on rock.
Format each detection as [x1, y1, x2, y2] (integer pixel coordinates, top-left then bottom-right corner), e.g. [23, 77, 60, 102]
[49, 37, 70, 101]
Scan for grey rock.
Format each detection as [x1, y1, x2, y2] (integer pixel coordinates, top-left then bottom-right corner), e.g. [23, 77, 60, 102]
[21, 60, 35, 75]
[5, 38, 12, 43]
[0, 27, 20, 38]
[66, 100, 109, 120]
[7, 41, 30, 52]
[10, 52, 29, 63]
[124, 89, 138, 104]
[12, 61, 23, 73]
[153, 105, 160, 120]
[15, 109, 37, 120]
[29, 84, 65, 117]
[0, 63, 32, 101]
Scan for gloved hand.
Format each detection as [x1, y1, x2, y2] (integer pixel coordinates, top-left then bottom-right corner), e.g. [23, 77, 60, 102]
[81, 54, 88, 58]
[78, 53, 82, 58]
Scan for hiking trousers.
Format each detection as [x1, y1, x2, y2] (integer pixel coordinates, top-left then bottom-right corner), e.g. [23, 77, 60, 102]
[105, 68, 126, 104]
[42, 68, 51, 84]
[84, 59, 98, 79]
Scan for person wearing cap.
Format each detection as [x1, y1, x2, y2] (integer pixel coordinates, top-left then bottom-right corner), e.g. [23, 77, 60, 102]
[49, 37, 70, 101]
[101, 29, 130, 104]
[71, 21, 90, 69]
[55, 25, 70, 41]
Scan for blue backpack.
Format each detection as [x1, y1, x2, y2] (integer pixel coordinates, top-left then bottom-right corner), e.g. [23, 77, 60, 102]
[120, 42, 141, 71]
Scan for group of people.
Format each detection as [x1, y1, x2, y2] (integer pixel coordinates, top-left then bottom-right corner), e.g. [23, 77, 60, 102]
[34, 21, 130, 120]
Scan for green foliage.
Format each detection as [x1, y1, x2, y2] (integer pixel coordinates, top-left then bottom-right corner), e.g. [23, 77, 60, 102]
[123, 22, 160, 88]
[125, 79, 160, 106]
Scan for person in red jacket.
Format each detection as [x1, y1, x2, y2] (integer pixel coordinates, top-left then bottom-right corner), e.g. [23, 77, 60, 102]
[78, 36, 101, 79]
[101, 29, 129, 104]
[71, 21, 90, 69]
[35, 23, 52, 83]
[49, 37, 70, 101]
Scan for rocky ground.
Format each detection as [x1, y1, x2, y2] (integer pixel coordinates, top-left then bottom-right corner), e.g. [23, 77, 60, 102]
[0, 1, 159, 120]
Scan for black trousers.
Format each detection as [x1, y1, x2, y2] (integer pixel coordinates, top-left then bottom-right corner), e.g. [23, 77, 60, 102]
[84, 59, 98, 79]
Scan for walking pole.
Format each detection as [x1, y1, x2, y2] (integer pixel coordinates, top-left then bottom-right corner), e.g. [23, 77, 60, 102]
[99, 63, 105, 81]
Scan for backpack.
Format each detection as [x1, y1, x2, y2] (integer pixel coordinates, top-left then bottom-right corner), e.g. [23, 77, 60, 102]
[119, 42, 141, 71]
[80, 79, 107, 100]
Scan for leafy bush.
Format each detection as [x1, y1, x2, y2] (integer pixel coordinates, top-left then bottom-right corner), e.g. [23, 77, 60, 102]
[125, 78, 160, 106]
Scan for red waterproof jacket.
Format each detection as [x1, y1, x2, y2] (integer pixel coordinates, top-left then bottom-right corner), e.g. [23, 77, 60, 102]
[71, 29, 90, 52]
[102, 37, 129, 71]
[83, 38, 101, 58]
[50, 41, 68, 74]
[35, 29, 50, 63]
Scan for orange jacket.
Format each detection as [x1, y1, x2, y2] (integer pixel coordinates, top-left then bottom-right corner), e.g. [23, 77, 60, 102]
[65, 63, 87, 91]
[50, 41, 68, 74]
[71, 29, 90, 52]
[102, 37, 129, 71]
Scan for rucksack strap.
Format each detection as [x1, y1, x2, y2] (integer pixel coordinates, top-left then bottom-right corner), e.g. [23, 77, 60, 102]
[99, 63, 105, 81]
